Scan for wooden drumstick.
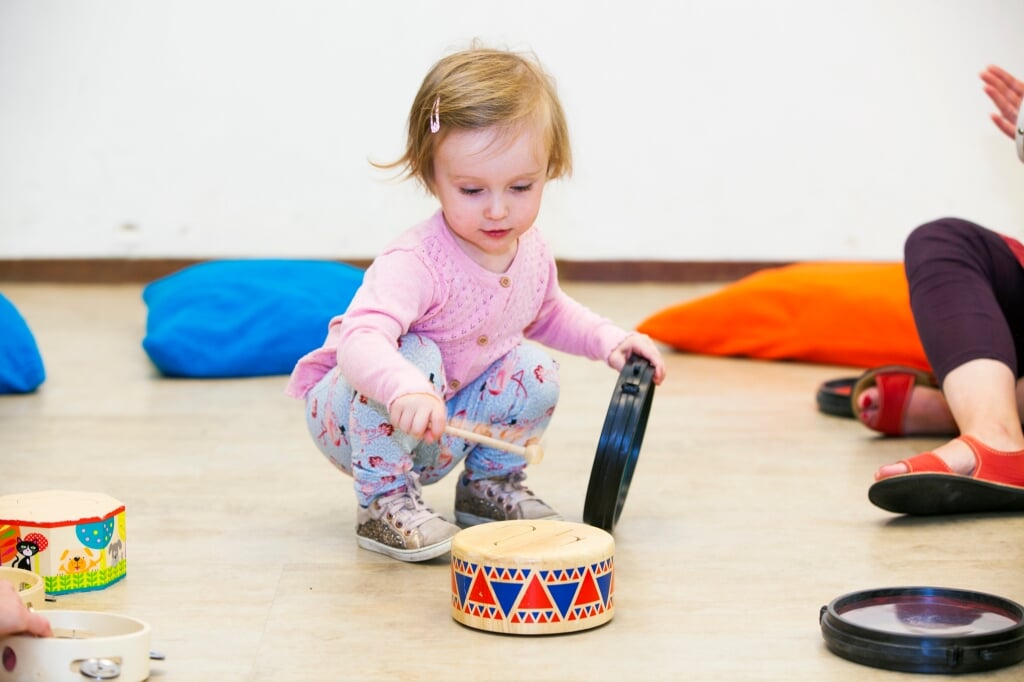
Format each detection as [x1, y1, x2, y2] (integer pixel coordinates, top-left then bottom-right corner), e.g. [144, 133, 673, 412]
[444, 425, 544, 465]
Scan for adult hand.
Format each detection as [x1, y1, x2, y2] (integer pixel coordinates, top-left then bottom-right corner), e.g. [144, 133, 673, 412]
[0, 580, 51, 638]
[980, 65, 1024, 139]
[390, 392, 447, 443]
[608, 332, 667, 385]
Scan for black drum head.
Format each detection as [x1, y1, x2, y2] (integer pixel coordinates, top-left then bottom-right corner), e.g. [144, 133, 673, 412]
[816, 377, 857, 418]
[583, 354, 655, 532]
[820, 587, 1024, 674]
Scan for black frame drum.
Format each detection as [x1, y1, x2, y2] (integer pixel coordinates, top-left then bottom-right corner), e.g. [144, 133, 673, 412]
[820, 586, 1024, 674]
[583, 354, 655, 532]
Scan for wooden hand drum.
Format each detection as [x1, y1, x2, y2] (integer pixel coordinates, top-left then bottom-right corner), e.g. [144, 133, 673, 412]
[450, 520, 615, 635]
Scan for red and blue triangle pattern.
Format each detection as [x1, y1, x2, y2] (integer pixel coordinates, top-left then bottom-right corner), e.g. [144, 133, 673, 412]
[451, 555, 614, 632]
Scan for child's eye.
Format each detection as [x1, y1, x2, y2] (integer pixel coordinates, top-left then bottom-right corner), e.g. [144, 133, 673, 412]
[459, 188, 482, 196]
[511, 184, 533, 193]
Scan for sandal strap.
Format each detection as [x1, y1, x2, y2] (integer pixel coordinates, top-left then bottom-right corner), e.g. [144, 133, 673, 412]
[873, 372, 917, 435]
[958, 435, 1024, 487]
[852, 365, 936, 436]
[899, 452, 952, 474]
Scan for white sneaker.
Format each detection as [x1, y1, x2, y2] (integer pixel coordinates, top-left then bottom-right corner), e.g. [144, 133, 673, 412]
[356, 472, 459, 561]
[454, 470, 561, 526]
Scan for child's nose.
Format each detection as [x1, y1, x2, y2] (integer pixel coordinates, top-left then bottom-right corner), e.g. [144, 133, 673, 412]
[485, 196, 509, 220]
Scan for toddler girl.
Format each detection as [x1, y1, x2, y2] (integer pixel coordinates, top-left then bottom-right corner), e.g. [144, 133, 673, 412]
[287, 46, 665, 561]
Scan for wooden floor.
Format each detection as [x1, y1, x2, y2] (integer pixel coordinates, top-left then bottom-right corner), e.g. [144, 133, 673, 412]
[3, 282, 1024, 681]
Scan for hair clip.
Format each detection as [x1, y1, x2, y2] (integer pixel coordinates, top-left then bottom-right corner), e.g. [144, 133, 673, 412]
[430, 96, 440, 134]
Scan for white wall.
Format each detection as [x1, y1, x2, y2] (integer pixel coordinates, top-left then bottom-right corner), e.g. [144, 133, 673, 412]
[2, 0, 1023, 262]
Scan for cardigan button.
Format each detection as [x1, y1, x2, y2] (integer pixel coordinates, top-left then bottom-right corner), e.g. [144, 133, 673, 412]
[499, 276, 511, 288]
[476, 335, 489, 346]
[449, 380, 461, 390]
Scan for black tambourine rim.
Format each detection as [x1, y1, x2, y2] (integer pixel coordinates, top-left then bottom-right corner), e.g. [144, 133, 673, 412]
[816, 377, 857, 418]
[819, 586, 1024, 674]
[583, 354, 655, 532]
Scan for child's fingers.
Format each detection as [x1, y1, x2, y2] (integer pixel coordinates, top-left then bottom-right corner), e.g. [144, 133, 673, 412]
[428, 405, 447, 443]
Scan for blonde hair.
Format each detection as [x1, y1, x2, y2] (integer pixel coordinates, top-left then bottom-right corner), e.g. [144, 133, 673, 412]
[377, 46, 572, 192]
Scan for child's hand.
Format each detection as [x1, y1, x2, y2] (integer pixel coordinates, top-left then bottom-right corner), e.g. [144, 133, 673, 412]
[390, 392, 447, 443]
[609, 333, 666, 385]
[0, 580, 51, 638]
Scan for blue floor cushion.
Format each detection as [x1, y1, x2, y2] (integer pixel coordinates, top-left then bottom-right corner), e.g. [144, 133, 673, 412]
[0, 293, 46, 393]
[142, 259, 364, 378]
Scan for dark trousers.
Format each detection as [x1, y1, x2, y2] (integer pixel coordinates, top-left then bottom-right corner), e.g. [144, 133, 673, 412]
[905, 217, 1024, 385]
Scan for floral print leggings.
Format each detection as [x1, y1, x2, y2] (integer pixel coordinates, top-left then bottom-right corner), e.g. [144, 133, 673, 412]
[303, 334, 560, 506]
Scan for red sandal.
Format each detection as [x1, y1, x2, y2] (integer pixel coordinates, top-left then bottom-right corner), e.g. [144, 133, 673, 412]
[850, 365, 938, 436]
[868, 434, 1024, 515]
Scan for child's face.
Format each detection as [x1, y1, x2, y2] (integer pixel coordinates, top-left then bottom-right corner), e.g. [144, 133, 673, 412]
[432, 125, 548, 272]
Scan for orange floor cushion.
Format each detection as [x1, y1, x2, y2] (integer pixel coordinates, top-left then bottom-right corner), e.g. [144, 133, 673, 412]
[636, 261, 930, 370]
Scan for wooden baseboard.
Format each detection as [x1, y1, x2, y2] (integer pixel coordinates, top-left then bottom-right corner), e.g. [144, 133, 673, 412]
[0, 258, 786, 284]
[554, 260, 787, 282]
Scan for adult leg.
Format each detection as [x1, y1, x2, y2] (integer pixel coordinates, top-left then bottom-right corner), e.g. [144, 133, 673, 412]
[874, 218, 1024, 478]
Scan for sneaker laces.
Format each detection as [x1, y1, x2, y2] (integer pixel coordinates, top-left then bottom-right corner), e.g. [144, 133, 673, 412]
[475, 470, 535, 507]
[378, 472, 443, 532]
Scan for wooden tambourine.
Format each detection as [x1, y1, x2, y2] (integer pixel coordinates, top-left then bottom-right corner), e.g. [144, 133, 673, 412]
[451, 520, 615, 636]
[583, 354, 656, 532]
[0, 568, 44, 610]
[0, 611, 152, 681]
